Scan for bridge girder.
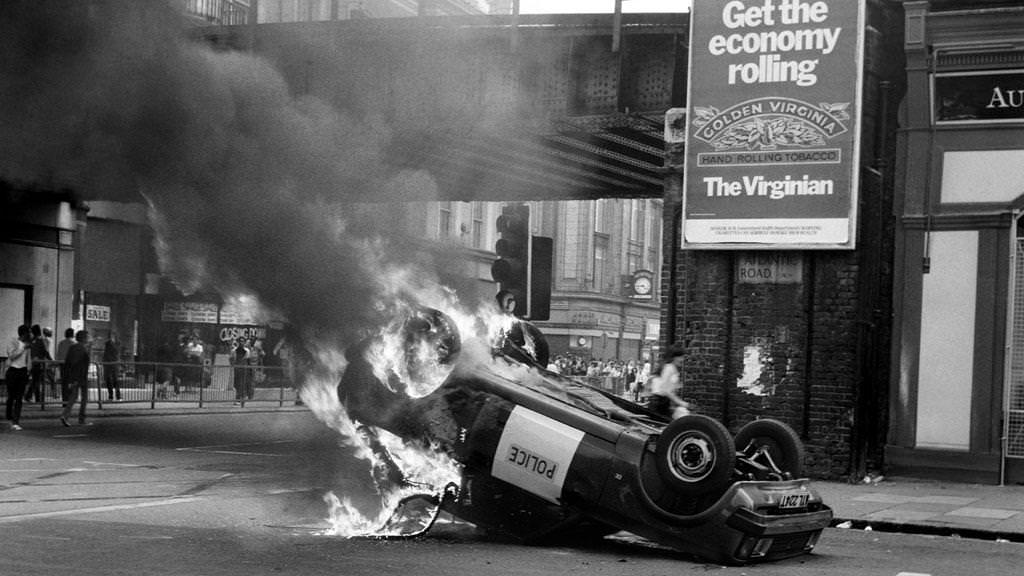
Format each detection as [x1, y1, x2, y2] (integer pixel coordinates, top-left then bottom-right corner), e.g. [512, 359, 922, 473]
[201, 13, 689, 202]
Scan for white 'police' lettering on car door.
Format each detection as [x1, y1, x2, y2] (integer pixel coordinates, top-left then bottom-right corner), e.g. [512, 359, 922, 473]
[492, 405, 585, 504]
[507, 444, 557, 479]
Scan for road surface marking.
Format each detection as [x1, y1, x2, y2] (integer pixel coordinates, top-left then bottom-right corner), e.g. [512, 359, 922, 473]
[0, 496, 201, 523]
[82, 461, 145, 467]
[177, 448, 283, 456]
[176, 439, 294, 457]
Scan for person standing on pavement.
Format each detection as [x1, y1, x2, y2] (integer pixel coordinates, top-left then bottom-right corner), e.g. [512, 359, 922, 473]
[232, 338, 249, 405]
[55, 328, 75, 363]
[61, 330, 91, 426]
[273, 335, 302, 405]
[25, 324, 51, 403]
[5, 324, 32, 431]
[246, 338, 265, 400]
[102, 334, 122, 401]
[184, 336, 205, 390]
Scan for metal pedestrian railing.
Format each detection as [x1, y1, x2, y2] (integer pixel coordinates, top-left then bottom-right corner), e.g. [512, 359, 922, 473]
[1, 359, 301, 411]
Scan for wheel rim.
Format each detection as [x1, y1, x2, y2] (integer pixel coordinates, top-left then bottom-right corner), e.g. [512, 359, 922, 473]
[667, 433, 715, 483]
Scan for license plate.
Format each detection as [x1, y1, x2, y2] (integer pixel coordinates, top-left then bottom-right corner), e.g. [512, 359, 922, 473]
[778, 492, 810, 509]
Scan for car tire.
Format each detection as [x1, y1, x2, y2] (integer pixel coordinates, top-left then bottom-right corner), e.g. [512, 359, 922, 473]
[403, 307, 461, 365]
[654, 414, 735, 497]
[734, 418, 805, 478]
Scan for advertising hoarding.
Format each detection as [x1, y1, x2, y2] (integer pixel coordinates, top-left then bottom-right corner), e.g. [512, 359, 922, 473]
[683, 0, 865, 249]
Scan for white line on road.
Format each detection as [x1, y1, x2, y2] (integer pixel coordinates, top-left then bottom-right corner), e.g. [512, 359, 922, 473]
[82, 461, 146, 467]
[176, 439, 295, 457]
[0, 496, 201, 523]
[177, 448, 283, 456]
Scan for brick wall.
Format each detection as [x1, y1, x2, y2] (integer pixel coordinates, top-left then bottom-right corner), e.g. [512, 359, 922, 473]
[667, 250, 874, 480]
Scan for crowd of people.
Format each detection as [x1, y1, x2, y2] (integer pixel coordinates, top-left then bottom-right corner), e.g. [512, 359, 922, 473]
[545, 348, 692, 420]
[547, 354, 651, 382]
[545, 354, 652, 400]
[4, 323, 94, 430]
[3, 323, 301, 431]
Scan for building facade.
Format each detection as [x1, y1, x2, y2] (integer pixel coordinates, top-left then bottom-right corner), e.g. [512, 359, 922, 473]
[405, 199, 664, 364]
[888, 0, 1024, 484]
[0, 186, 84, 360]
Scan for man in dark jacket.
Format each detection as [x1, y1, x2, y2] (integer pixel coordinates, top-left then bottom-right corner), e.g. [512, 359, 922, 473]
[61, 330, 91, 426]
[26, 324, 51, 402]
[103, 335, 122, 401]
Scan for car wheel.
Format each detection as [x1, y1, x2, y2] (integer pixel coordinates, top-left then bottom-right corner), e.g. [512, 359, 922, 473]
[403, 307, 461, 365]
[735, 418, 805, 478]
[654, 415, 735, 497]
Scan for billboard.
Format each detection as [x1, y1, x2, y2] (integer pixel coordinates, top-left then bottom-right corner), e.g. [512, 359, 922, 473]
[683, 0, 865, 249]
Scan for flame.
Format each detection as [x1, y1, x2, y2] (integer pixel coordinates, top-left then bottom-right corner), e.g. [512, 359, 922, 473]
[308, 295, 527, 538]
[299, 325, 464, 538]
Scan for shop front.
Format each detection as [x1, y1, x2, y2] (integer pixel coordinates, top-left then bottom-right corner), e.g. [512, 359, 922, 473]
[888, 1, 1024, 484]
[136, 295, 286, 390]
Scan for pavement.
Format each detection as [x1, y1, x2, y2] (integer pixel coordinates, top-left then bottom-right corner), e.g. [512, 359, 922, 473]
[7, 399, 1024, 543]
[816, 476, 1024, 542]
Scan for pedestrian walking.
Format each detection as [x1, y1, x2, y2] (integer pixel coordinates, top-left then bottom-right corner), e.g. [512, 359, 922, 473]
[646, 346, 689, 420]
[103, 334, 122, 401]
[54, 327, 74, 397]
[61, 330, 91, 426]
[4, 324, 31, 431]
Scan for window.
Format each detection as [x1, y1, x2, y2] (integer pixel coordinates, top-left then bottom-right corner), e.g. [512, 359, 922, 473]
[593, 236, 608, 292]
[627, 252, 640, 274]
[594, 199, 607, 234]
[630, 200, 644, 242]
[472, 202, 484, 249]
[439, 203, 452, 239]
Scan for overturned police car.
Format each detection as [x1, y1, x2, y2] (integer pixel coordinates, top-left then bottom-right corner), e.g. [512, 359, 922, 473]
[337, 308, 832, 565]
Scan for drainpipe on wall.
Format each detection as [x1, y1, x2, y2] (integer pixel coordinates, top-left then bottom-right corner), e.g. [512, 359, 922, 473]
[1001, 211, 1019, 486]
[662, 109, 686, 354]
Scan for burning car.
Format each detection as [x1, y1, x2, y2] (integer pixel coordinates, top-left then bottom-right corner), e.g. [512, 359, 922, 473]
[337, 307, 832, 565]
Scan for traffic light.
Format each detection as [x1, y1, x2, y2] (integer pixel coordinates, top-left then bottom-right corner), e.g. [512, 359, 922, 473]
[529, 235, 552, 321]
[492, 204, 530, 317]
[491, 204, 553, 321]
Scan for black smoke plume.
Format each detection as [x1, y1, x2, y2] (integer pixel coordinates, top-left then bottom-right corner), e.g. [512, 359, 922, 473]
[0, 0, 461, 364]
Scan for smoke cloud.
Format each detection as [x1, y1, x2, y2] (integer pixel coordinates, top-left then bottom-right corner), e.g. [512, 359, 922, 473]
[0, 0, 463, 362]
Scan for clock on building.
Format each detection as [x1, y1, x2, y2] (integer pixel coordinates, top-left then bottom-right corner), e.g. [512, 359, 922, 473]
[633, 275, 652, 296]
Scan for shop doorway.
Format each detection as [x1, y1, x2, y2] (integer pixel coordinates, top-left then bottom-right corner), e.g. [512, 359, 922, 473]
[0, 284, 31, 350]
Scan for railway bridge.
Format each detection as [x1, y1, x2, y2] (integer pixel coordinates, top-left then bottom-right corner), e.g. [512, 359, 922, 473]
[201, 12, 689, 202]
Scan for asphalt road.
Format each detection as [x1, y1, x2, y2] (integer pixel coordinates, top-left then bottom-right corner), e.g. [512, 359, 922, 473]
[2, 411, 1023, 576]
